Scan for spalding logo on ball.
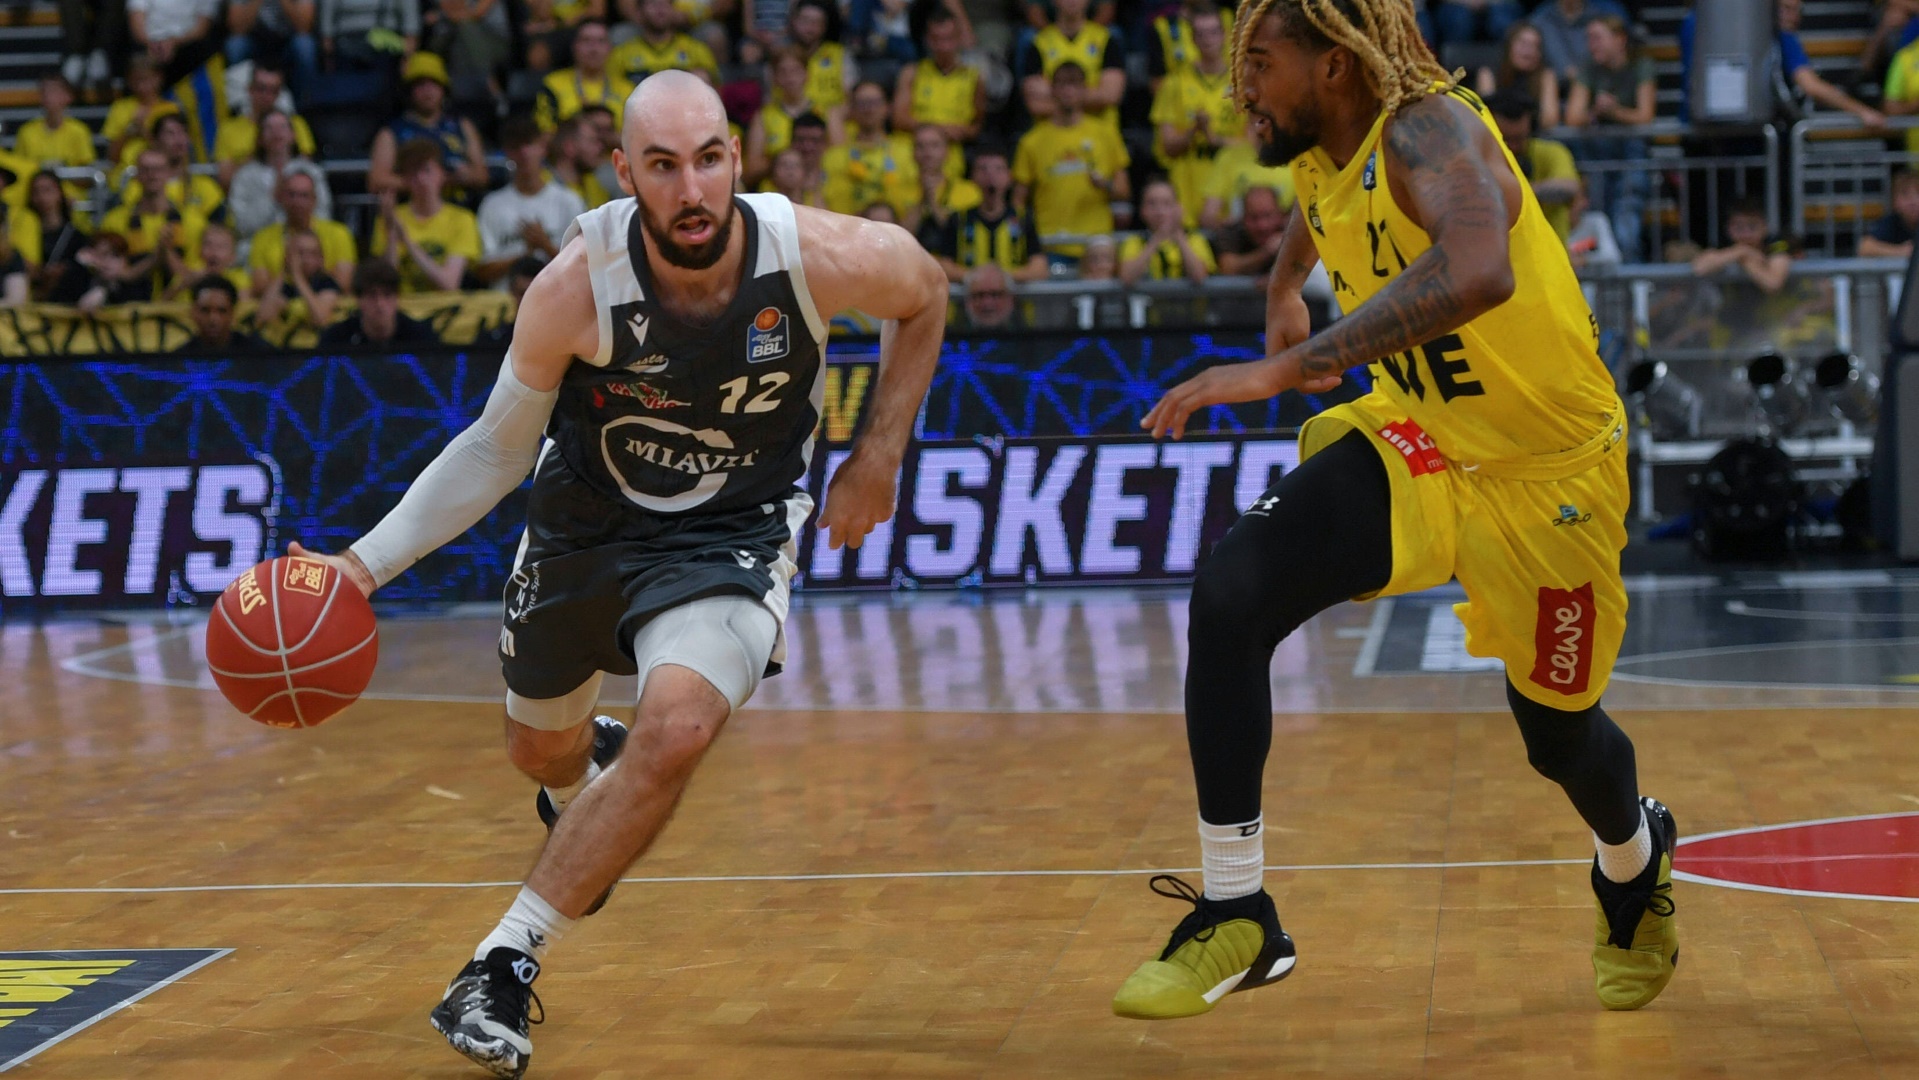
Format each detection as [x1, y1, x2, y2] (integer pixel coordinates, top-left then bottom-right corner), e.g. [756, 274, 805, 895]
[205, 555, 379, 728]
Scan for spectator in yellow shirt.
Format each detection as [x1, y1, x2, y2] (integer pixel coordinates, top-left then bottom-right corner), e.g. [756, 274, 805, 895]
[1488, 87, 1580, 240]
[905, 125, 981, 241]
[549, 114, 614, 209]
[123, 114, 228, 224]
[611, 0, 718, 83]
[1149, 8, 1237, 227]
[538, 21, 634, 132]
[373, 138, 482, 293]
[214, 64, 317, 184]
[745, 47, 845, 186]
[523, 0, 606, 70]
[1119, 177, 1215, 284]
[1012, 62, 1130, 255]
[788, 0, 855, 110]
[767, 146, 826, 208]
[248, 169, 357, 293]
[1020, 0, 1124, 125]
[1885, 35, 1919, 155]
[100, 149, 209, 301]
[892, 9, 983, 145]
[105, 58, 181, 169]
[162, 220, 250, 301]
[822, 81, 917, 218]
[16, 75, 95, 171]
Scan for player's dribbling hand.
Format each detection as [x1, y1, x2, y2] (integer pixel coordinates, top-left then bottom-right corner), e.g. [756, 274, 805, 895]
[1141, 354, 1342, 441]
[286, 542, 378, 598]
[819, 449, 898, 550]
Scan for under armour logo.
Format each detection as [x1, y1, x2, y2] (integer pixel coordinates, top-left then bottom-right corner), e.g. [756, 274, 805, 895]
[1245, 495, 1281, 516]
[510, 957, 540, 985]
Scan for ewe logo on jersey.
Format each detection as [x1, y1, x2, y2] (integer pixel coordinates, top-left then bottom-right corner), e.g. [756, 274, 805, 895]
[748, 306, 790, 363]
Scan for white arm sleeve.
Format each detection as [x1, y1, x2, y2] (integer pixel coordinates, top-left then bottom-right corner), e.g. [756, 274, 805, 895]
[347, 355, 558, 588]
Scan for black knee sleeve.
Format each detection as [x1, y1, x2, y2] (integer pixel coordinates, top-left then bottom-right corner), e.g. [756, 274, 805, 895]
[1507, 681, 1642, 843]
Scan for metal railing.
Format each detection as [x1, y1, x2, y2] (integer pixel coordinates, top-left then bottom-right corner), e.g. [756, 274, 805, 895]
[1543, 121, 1779, 259]
[1790, 114, 1919, 256]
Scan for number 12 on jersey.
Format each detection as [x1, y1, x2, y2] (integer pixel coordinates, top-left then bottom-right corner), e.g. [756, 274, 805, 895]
[719, 372, 789, 414]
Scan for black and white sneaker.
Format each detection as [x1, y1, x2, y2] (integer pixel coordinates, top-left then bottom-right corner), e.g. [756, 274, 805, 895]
[534, 716, 628, 828]
[534, 716, 628, 916]
[428, 947, 544, 1079]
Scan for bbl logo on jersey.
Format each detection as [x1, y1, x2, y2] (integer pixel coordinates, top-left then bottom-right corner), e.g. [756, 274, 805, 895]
[1361, 151, 1377, 191]
[748, 306, 790, 363]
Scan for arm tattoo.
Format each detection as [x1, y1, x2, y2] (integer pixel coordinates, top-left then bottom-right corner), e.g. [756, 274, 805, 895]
[1286, 96, 1511, 379]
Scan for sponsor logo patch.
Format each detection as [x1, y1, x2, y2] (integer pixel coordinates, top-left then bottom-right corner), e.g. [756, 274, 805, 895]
[281, 557, 327, 596]
[1306, 197, 1324, 236]
[1377, 419, 1446, 476]
[1530, 582, 1596, 696]
[0, 950, 230, 1072]
[603, 380, 690, 410]
[1552, 504, 1593, 527]
[1361, 151, 1377, 191]
[748, 306, 790, 363]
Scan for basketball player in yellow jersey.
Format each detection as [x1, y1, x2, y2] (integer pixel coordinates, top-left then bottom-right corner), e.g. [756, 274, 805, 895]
[1113, 0, 1678, 1022]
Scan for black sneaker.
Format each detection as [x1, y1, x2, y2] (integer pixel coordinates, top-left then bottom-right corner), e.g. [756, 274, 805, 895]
[428, 947, 544, 1079]
[1112, 875, 1297, 1019]
[533, 717, 628, 916]
[534, 716, 629, 828]
[1591, 796, 1679, 1010]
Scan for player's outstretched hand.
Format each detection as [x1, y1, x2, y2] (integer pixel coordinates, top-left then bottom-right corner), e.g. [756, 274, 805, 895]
[820, 449, 900, 550]
[1142, 355, 1344, 440]
[286, 542, 378, 598]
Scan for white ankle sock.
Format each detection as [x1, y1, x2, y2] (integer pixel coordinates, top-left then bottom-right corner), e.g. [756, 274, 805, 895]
[475, 887, 574, 963]
[543, 760, 602, 814]
[1198, 815, 1265, 901]
[1595, 808, 1653, 884]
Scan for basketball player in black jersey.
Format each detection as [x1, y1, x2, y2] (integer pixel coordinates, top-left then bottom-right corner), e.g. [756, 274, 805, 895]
[290, 72, 948, 1077]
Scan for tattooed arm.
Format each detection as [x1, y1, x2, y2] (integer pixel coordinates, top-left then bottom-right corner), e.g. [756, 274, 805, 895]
[1145, 93, 1521, 439]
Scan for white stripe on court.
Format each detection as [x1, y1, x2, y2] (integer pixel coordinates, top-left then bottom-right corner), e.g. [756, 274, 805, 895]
[0, 858, 1590, 897]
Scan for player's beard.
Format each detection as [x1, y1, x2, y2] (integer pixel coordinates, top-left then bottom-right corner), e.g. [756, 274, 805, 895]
[1250, 107, 1319, 168]
[640, 197, 736, 271]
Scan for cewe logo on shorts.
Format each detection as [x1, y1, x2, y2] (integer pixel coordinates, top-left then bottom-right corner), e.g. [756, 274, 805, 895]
[1530, 582, 1596, 696]
[748, 306, 789, 363]
[1377, 419, 1446, 476]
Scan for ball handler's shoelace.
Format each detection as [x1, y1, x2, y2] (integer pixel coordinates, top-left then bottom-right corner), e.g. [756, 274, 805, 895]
[1148, 874, 1224, 948]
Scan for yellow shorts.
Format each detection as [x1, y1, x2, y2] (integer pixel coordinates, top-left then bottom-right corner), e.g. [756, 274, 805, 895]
[1301, 394, 1629, 712]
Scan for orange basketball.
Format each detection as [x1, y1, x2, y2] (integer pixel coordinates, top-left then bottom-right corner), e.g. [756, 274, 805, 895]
[754, 306, 781, 331]
[204, 556, 379, 728]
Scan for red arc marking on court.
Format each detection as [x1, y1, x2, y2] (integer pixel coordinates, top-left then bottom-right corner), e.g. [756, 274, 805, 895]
[1676, 812, 1919, 901]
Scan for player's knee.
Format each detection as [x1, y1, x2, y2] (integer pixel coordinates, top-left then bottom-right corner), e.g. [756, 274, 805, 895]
[624, 669, 731, 785]
[1508, 681, 1595, 783]
[1189, 549, 1294, 652]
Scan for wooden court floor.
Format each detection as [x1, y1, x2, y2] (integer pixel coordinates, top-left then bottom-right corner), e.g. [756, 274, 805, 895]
[5, 578, 1919, 1078]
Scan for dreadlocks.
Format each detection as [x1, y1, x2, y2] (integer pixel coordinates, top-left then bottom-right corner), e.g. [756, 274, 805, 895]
[1228, 0, 1456, 115]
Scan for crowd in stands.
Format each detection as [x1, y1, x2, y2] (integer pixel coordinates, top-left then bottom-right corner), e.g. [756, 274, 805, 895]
[0, 0, 1914, 345]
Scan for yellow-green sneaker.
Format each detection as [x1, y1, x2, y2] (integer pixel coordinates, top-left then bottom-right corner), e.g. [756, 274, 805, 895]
[1591, 797, 1679, 1011]
[1112, 875, 1296, 1020]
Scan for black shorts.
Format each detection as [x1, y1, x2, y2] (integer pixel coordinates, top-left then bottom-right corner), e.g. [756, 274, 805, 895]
[498, 449, 809, 701]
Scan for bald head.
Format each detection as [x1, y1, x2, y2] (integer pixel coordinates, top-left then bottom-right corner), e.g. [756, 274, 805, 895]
[622, 71, 730, 160]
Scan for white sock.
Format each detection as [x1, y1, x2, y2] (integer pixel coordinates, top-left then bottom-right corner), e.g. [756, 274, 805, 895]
[543, 760, 602, 814]
[1595, 807, 1653, 884]
[1198, 815, 1265, 901]
[475, 887, 574, 963]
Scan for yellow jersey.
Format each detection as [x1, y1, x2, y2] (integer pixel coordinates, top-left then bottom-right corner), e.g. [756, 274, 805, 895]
[1204, 141, 1295, 214]
[907, 58, 979, 129]
[563, 170, 614, 210]
[15, 117, 95, 168]
[822, 139, 917, 217]
[1012, 114, 1128, 253]
[124, 174, 228, 221]
[1119, 231, 1216, 279]
[1887, 40, 1919, 154]
[1149, 66, 1239, 226]
[1151, 6, 1233, 79]
[213, 113, 318, 163]
[248, 218, 358, 277]
[611, 33, 718, 82]
[373, 202, 482, 293]
[758, 97, 815, 157]
[1029, 22, 1118, 127]
[1290, 86, 1617, 468]
[100, 202, 208, 294]
[806, 42, 851, 110]
[536, 68, 633, 132]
